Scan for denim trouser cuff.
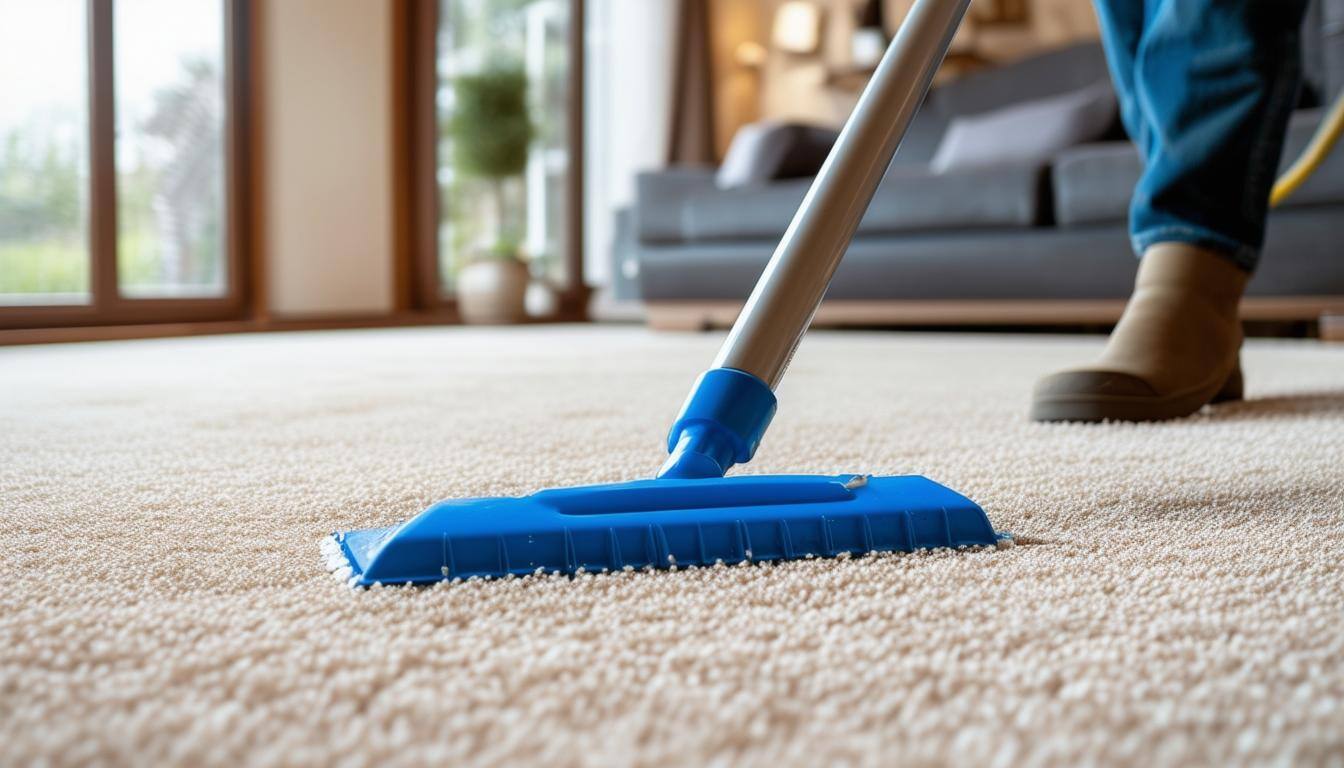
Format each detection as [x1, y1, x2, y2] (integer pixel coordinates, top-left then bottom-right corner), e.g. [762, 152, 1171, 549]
[1132, 226, 1258, 272]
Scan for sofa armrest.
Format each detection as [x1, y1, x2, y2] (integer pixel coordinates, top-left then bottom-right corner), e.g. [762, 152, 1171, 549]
[635, 167, 717, 243]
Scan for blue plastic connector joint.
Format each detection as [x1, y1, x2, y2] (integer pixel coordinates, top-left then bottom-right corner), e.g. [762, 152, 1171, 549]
[658, 368, 777, 479]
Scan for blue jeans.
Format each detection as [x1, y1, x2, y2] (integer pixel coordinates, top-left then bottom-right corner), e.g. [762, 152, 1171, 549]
[1093, 0, 1309, 271]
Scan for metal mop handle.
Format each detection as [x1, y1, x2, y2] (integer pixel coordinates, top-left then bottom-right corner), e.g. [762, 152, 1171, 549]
[659, 0, 972, 480]
[716, 0, 972, 387]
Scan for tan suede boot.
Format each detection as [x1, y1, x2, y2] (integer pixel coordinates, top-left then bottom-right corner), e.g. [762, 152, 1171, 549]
[1031, 242, 1248, 422]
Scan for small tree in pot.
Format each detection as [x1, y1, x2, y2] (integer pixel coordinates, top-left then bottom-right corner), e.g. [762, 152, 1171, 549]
[447, 67, 534, 324]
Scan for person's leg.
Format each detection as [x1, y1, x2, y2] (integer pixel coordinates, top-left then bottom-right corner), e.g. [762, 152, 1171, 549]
[1129, 0, 1308, 267]
[1090, 0, 1148, 151]
[1032, 0, 1309, 423]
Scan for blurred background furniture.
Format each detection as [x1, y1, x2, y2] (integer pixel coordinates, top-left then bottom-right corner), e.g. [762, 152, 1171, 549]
[5, 0, 1341, 343]
[615, 4, 1344, 335]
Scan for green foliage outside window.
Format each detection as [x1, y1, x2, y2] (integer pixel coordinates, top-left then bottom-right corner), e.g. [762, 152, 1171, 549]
[0, 58, 219, 296]
[0, 126, 86, 295]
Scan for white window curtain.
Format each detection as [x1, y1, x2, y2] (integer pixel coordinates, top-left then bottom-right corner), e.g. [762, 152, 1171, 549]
[582, 0, 680, 287]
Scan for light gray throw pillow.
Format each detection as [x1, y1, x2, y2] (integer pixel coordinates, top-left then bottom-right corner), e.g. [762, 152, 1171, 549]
[929, 81, 1117, 173]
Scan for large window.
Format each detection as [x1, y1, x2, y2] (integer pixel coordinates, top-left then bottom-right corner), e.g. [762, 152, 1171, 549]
[411, 0, 584, 312]
[0, 0, 246, 327]
[115, 0, 227, 298]
[0, 0, 90, 305]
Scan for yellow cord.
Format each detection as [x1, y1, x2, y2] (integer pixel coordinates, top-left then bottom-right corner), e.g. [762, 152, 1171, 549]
[1270, 91, 1344, 208]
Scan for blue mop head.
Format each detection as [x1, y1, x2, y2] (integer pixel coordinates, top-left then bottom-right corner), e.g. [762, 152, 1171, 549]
[322, 474, 1004, 587]
[324, 368, 1004, 587]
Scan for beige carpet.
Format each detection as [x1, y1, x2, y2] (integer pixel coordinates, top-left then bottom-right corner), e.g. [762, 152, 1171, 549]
[2, 327, 1342, 766]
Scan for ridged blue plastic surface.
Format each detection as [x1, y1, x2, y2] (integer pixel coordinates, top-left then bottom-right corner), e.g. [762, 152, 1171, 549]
[327, 474, 1002, 587]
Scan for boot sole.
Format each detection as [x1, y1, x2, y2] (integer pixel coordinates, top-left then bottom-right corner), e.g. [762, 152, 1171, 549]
[1030, 361, 1242, 423]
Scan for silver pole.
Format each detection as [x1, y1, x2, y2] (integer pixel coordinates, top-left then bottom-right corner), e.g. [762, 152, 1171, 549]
[712, 0, 971, 388]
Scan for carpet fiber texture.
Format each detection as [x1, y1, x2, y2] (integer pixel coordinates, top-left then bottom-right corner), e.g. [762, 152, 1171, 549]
[2, 327, 1342, 766]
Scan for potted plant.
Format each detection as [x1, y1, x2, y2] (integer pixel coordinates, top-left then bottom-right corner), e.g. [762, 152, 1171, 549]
[446, 67, 534, 324]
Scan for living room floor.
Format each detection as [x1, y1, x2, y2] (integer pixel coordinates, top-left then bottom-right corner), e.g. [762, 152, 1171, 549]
[3, 326, 1342, 765]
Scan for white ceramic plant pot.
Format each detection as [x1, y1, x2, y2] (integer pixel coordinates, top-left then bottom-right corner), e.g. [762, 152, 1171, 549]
[456, 258, 530, 325]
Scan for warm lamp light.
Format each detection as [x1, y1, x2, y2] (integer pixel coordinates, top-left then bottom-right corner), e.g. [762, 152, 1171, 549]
[772, 1, 821, 55]
[734, 40, 768, 68]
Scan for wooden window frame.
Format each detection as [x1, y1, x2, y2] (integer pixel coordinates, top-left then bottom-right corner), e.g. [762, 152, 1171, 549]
[403, 0, 588, 320]
[0, 0, 251, 330]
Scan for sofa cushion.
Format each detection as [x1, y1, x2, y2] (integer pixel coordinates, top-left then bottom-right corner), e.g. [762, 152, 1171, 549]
[1276, 106, 1344, 204]
[1051, 142, 1141, 226]
[934, 42, 1114, 122]
[635, 205, 1344, 301]
[715, 122, 840, 189]
[635, 168, 718, 243]
[1054, 107, 1344, 227]
[930, 82, 1116, 173]
[892, 42, 1116, 169]
[887, 92, 948, 168]
[1303, 0, 1326, 103]
[673, 160, 1046, 242]
[1323, 0, 1344, 98]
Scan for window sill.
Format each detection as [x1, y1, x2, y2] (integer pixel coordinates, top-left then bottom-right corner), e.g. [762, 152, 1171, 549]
[0, 307, 592, 346]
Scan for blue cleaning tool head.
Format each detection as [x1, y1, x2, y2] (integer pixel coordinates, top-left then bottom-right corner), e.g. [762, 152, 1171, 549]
[323, 474, 1004, 587]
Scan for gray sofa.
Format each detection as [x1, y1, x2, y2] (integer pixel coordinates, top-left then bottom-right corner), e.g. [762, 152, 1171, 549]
[617, 2, 1344, 332]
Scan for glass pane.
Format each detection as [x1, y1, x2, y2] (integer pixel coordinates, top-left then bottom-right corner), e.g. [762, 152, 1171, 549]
[437, 0, 571, 293]
[0, 0, 90, 305]
[115, 0, 226, 298]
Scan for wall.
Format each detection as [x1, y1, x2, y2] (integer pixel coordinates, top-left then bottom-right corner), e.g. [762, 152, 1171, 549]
[248, 0, 1094, 299]
[258, 0, 642, 302]
[245, 0, 1096, 302]
[256, 0, 395, 317]
[972, 0, 1101, 61]
[709, 0, 767, 158]
[752, 0, 1100, 129]
[758, 0, 868, 128]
